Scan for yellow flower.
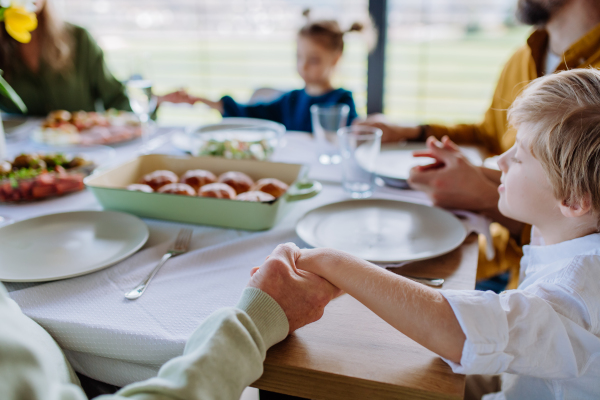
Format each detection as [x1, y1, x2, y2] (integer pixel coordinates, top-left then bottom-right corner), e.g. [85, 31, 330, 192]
[4, 6, 37, 43]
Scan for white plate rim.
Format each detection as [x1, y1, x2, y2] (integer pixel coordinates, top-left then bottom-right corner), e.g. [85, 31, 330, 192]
[357, 142, 482, 181]
[295, 199, 467, 263]
[0, 210, 149, 282]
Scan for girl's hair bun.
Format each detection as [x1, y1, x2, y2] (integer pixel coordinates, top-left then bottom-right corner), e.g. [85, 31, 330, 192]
[347, 22, 364, 33]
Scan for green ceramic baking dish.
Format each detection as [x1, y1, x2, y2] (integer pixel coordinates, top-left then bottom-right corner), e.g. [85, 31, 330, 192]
[84, 154, 321, 230]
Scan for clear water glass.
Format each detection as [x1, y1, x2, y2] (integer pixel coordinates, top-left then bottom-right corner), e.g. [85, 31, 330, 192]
[126, 79, 157, 145]
[310, 104, 350, 165]
[337, 126, 382, 199]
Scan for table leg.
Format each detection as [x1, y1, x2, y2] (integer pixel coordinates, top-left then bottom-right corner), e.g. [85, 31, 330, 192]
[259, 389, 309, 400]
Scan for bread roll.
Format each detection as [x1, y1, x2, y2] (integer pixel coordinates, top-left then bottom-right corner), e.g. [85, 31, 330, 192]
[157, 183, 196, 196]
[199, 183, 236, 199]
[180, 169, 217, 191]
[236, 191, 276, 202]
[251, 178, 289, 198]
[126, 183, 154, 193]
[218, 171, 254, 194]
[141, 170, 178, 190]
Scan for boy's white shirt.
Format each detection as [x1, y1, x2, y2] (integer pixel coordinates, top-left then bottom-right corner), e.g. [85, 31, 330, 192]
[440, 230, 600, 400]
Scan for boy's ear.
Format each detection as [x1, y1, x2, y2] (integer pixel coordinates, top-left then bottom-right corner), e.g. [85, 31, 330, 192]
[559, 194, 592, 218]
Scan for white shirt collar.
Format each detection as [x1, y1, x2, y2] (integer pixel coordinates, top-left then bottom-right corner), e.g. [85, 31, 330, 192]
[524, 232, 600, 267]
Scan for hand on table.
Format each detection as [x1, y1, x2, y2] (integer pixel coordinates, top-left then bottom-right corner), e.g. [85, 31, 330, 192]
[248, 243, 341, 334]
[353, 113, 421, 143]
[408, 136, 500, 212]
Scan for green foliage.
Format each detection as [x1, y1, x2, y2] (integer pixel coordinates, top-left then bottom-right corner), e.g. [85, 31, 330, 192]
[0, 70, 27, 114]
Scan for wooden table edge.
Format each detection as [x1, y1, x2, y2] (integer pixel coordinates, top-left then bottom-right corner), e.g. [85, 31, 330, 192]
[253, 363, 465, 400]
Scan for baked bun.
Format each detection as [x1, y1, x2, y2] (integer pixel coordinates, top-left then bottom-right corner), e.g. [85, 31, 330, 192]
[251, 178, 289, 198]
[126, 183, 154, 193]
[236, 191, 276, 202]
[141, 170, 178, 190]
[199, 183, 236, 199]
[218, 171, 254, 194]
[180, 169, 217, 191]
[157, 183, 196, 196]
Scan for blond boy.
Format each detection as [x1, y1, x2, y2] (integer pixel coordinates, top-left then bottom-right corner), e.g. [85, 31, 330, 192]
[269, 69, 600, 399]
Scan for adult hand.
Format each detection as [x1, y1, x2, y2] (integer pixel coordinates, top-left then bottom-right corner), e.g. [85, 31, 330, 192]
[156, 89, 198, 106]
[408, 136, 500, 211]
[248, 243, 341, 334]
[353, 113, 421, 143]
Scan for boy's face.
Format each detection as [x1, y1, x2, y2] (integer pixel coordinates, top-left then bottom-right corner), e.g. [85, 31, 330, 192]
[296, 36, 341, 86]
[497, 124, 562, 226]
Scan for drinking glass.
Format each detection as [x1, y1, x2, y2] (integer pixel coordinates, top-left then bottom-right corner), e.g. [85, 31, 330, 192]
[310, 104, 350, 165]
[0, 115, 13, 226]
[337, 126, 382, 198]
[126, 79, 157, 145]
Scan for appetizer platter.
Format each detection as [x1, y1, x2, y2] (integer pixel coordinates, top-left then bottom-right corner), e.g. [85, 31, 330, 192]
[0, 145, 113, 202]
[0, 152, 91, 202]
[32, 109, 142, 146]
[85, 154, 321, 230]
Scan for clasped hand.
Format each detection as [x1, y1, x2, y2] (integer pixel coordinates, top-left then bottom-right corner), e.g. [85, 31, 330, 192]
[408, 136, 500, 212]
[247, 243, 340, 334]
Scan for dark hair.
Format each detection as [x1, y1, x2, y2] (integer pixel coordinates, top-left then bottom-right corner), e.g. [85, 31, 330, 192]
[298, 9, 363, 53]
[0, 1, 73, 77]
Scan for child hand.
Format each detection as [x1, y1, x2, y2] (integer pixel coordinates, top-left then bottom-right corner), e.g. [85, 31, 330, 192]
[248, 243, 341, 333]
[194, 97, 224, 114]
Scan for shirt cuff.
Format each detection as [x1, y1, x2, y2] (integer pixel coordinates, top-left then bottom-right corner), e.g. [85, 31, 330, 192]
[236, 287, 289, 349]
[440, 290, 513, 375]
[220, 95, 241, 117]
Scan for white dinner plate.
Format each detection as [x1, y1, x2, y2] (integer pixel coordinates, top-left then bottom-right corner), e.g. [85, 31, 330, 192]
[356, 142, 483, 181]
[0, 211, 149, 282]
[296, 199, 467, 263]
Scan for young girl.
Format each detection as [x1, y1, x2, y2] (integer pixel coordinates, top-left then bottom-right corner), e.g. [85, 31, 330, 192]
[194, 10, 362, 132]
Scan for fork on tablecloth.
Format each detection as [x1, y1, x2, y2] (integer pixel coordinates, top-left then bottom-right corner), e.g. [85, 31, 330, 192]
[124, 228, 193, 300]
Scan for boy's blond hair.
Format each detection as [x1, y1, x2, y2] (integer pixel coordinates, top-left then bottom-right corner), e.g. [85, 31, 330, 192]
[508, 69, 600, 225]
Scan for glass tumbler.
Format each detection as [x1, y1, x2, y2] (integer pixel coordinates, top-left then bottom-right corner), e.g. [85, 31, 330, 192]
[337, 126, 382, 198]
[310, 104, 350, 164]
[126, 78, 157, 146]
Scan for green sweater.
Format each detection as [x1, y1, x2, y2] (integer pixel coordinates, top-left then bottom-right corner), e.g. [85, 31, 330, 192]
[0, 24, 131, 116]
[0, 284, 289, 400]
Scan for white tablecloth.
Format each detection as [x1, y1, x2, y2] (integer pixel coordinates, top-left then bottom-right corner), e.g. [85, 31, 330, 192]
[2, 129, 440, 386]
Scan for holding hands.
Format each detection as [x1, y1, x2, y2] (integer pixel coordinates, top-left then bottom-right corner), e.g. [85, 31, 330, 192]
[254, 244, 465, 363]
[248, 243, 341, 334]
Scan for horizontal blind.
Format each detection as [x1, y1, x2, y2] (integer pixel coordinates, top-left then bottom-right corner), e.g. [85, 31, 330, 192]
[55, 0, 369, 125]
[385, 0, 530, 125]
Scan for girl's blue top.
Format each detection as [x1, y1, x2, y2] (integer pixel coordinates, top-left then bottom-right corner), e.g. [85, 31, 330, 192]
[220, 88, 358, 132]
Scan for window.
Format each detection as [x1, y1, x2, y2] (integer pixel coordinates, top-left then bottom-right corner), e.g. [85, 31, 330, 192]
[55, 0, 369, 125]
[385, 0, 529, 125]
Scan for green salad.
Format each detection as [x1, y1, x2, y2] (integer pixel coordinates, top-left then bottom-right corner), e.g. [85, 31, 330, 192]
[198, 138, 275, 161]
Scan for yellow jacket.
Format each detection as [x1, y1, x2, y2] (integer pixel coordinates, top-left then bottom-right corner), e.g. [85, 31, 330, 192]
[429, 24, 600, 155]
[429, 24, 600, 288]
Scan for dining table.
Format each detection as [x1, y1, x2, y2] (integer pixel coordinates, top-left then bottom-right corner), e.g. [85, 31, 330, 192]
[1, 123, 480, 400]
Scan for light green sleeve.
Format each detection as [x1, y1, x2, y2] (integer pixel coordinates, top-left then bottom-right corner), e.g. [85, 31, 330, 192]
[0, 286, 289, 400]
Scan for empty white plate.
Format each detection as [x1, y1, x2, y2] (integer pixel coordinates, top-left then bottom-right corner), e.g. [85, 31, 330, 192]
[356, 142, 483, 181]
[0, 211, 149, 282]
[296, 199, 467, 263]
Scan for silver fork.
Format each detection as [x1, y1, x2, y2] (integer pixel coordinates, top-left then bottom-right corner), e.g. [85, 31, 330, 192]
[125, 228, 193, 300]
